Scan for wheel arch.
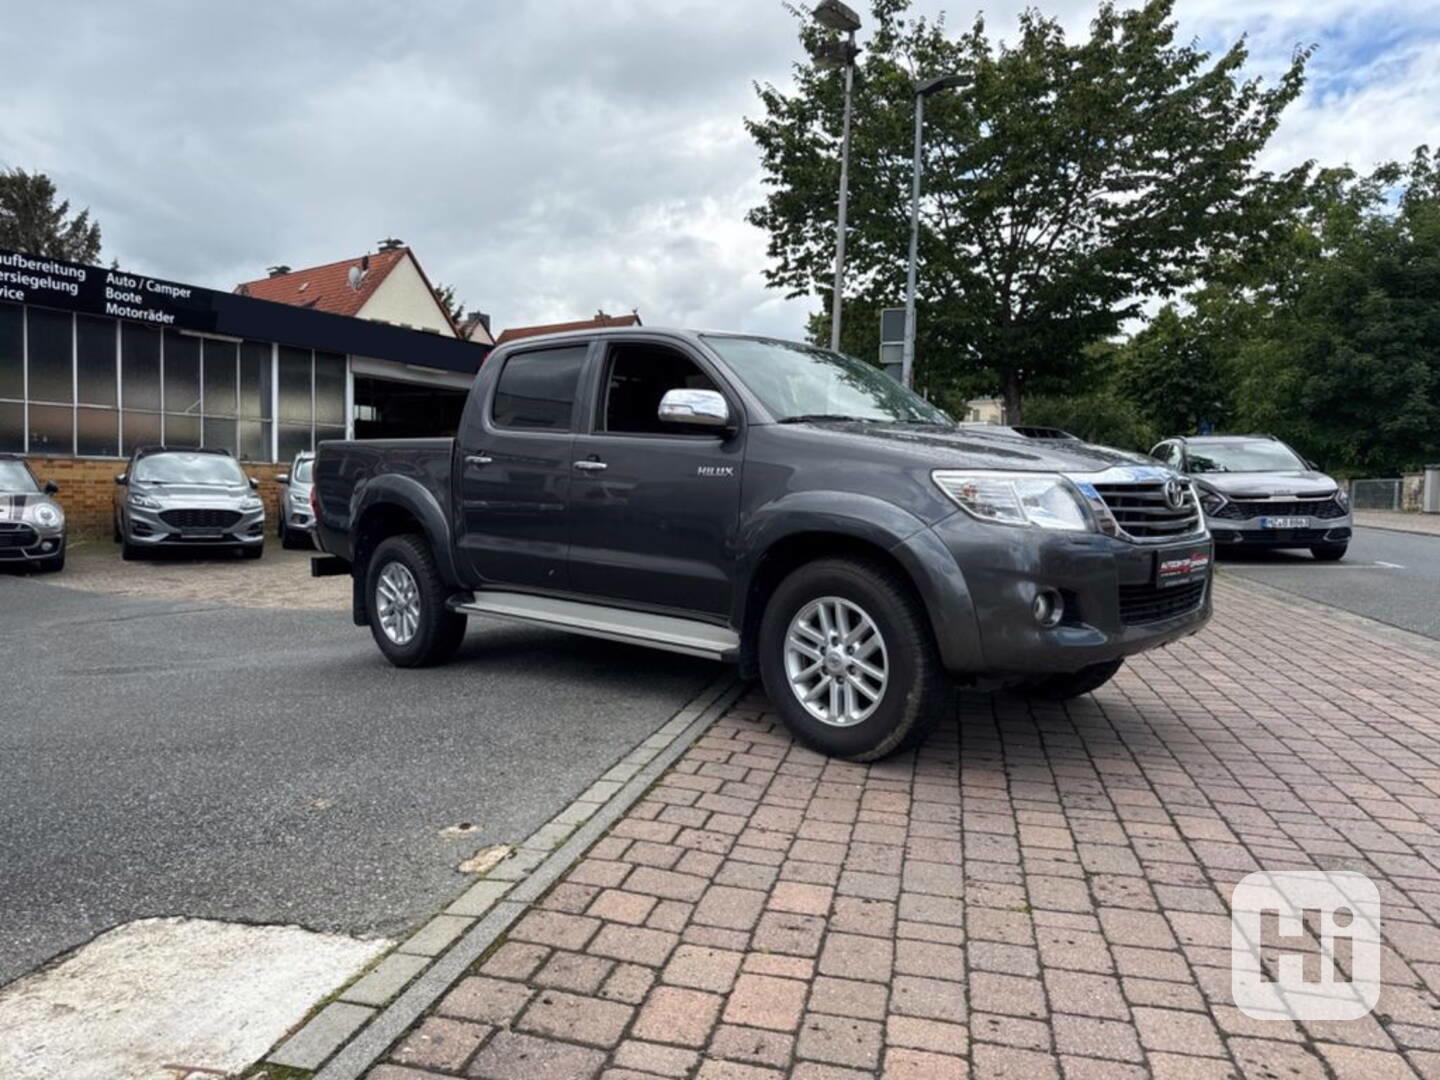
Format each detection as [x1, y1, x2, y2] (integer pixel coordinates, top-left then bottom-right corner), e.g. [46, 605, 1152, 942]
[349, 477, 459, 626]
[735, 494, 980, 679]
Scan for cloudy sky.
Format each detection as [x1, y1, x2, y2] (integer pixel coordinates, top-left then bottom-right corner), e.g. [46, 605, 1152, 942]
[2, 1, 1437, 338]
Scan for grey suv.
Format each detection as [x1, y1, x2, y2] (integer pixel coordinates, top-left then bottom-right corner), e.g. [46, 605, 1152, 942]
[1150, 435, 1352, 560]
[275, 451, 316, 549]
[113, 446, 266, 560]
[0, 454, 66, 572]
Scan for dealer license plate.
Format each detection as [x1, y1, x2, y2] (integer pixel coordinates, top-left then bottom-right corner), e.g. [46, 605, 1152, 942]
[1156, 544, 1212, 588]
[1259, 516, 1309, 529]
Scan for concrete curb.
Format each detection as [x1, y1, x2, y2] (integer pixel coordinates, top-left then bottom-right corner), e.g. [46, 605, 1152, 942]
[269, 672, 747, 1080]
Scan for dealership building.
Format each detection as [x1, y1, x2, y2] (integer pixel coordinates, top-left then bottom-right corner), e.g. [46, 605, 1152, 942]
[0, 245, 489, 532]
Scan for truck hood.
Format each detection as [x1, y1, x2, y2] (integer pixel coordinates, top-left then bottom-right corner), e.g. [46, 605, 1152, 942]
[1188, 470, 1338, 498]
[795, 421, 1150, 473]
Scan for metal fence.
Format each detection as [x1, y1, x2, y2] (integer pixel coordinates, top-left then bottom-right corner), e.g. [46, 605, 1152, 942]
[1349, 478, 1402, 511]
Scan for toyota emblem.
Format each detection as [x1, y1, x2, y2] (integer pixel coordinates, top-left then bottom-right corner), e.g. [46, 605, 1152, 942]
[1163, 478, 1187, 510]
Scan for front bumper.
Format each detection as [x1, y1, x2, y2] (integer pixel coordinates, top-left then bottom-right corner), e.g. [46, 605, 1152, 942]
[0, 522, 66, 562]
[900, 513, 1213, 678]
[1207, 514, 1352, 549]
[122, 503, 266, 547]
[283, 501, 315, 532]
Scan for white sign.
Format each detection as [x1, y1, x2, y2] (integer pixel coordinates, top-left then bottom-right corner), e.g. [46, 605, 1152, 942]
[1232, 870, 1381, 1021]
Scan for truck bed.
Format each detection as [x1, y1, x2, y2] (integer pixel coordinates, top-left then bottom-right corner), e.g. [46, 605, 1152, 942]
[313, 437, 455, 563]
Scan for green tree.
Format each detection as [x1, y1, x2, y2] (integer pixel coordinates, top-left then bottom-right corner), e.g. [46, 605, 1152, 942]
[1228, 150, 1440, 475]
[1114, 300, 1234, 436]
[0, 168, 103, 262]
[747, 0, 1308, 420]
[432, 282, 466, 324]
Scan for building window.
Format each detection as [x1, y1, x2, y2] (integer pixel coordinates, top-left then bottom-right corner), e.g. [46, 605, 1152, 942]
[0, 303, 22, 450]
[0, 300, 347, 462]
[239, 340, 272, 462]
[26, 307, 74, 408]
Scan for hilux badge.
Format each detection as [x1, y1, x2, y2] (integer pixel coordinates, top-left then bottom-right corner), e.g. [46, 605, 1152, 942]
[697, 465, 735, 478]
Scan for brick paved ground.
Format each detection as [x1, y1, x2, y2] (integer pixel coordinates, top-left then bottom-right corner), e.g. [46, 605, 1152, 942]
[1355, 511, 1440, 537]
[362, 581, 1440, 1079]
[47, 539, 347, 609]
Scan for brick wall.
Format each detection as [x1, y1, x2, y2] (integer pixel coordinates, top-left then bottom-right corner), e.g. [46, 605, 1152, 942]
[23, 455, 288, 538]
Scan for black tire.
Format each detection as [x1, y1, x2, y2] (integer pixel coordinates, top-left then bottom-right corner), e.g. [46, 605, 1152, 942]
[277, 513, 286, 541]
[1311, 543, 1348, 562]
[1022, 658, 1124, 701]
[241, 543, 264, 560]
[758, 557, 946, 762]
[113, 514, 122, 543]
[121, 536, 143, 561]
[38, 548, 65, 573]
[281, 522, 309, 550]
[365, 534, 468, 668]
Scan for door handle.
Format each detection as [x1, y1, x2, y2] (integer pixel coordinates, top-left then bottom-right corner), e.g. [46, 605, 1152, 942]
[465, 454, 494, 467]
[573, 460, 608, 472]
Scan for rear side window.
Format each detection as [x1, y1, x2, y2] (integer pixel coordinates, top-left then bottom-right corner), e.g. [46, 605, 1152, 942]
[492, 346, 587, 431]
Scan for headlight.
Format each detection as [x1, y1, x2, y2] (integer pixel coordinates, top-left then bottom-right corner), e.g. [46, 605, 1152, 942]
[129, 492, 162, 510]
[240, 496, 263, 512]
[933, 471, 1093, 531]
[289, 491, 309, 506]
[1197, 487, 1226, 515]
[29, 503, 63, 529]
[1335, 487, 1350, 511]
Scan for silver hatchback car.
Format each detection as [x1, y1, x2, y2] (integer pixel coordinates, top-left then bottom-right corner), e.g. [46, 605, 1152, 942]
[275, 450, 316, 549]
[0, 454, 66, 572]
[114, 446, 266, 560]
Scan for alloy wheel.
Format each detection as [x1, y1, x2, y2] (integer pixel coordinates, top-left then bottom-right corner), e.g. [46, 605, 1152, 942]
[783, 595, 889, 727]
[376, 561, 421, 646]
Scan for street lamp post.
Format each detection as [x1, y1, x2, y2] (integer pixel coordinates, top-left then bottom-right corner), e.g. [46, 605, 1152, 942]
[812, 0, 862, 353]
[902, 74, 969, 390]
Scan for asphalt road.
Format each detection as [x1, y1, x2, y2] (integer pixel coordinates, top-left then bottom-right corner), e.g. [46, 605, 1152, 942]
[1219, 525, 1440, 640]
[0, 576, 718, 986]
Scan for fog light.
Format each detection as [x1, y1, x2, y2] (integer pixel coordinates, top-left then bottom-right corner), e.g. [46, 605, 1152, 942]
[41, 540, 55, 552]
[1032, 589, 1063, 628]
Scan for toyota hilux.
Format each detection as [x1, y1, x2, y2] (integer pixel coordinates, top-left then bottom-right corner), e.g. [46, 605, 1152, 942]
[311, 329, 1213, 760]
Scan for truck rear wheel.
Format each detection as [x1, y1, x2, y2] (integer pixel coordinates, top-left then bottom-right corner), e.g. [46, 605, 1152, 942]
[366, 534, 468, 667]
[758, 557, 946, 761]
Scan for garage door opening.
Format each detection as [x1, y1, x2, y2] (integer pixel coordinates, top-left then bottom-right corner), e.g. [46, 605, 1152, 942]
[353, 376, 468, 440]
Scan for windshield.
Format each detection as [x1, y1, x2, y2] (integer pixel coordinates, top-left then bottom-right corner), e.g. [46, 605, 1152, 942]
[1187, 441, 1306, 474]
[0, 460, 39, 492]
[702, 336, 952, 425]
[293, 459, 314, 483]
[133, 452, 247, 486]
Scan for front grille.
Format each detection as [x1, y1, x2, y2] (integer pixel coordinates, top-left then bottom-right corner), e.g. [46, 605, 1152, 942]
[159, 508, 242, 530]
[0, 522, 38, 549]
[1211, 497, 1347, 521]
[1092, 483, 1201, 541]
[1119, 579, 1206, 625]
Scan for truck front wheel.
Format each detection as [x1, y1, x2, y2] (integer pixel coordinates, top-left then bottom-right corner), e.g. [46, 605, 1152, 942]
[366, 534, 468, 667]
[758, 557, 947, 761]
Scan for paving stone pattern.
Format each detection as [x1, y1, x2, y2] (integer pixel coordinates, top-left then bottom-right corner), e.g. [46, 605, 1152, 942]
[364, 582, 1440, 1078]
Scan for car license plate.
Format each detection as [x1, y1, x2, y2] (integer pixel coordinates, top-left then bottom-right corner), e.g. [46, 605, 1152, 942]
[187, 529, 224, 539]
[1259, 516, 1308, 529]
[1156, 544, 1212, 588]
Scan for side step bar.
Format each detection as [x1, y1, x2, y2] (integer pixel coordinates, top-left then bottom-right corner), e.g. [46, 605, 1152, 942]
[452, 591, 740, 662]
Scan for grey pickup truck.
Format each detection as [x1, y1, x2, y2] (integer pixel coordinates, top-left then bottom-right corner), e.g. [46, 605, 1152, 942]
[312, 328, 1212, 760]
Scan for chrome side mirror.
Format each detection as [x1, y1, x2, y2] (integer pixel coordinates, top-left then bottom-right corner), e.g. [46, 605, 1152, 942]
[275, 474, 290, 485]
[658, 388, 730, 429]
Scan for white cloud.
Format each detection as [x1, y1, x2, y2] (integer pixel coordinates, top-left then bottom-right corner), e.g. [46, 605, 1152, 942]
[0, 1, 1435, 340]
